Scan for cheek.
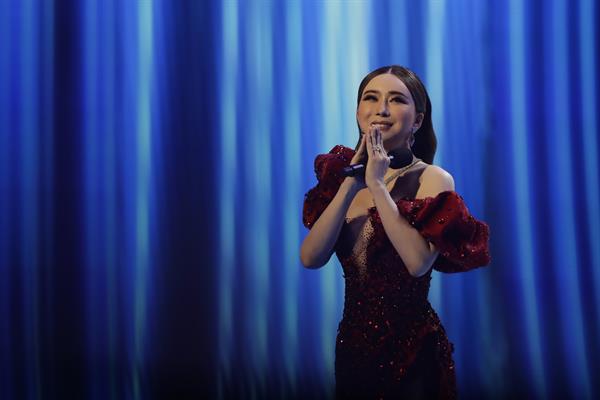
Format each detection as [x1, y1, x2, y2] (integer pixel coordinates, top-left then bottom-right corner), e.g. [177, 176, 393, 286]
[400, 107, 417, 122]
[357, 105, 369, 117]
[357, 108, 370, 127]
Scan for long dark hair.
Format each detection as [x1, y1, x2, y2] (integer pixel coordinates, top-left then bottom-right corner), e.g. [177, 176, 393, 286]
[354, 65, 437, 164]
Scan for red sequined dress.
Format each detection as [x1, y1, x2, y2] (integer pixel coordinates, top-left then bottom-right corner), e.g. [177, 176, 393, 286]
[302, 145, 491, 399]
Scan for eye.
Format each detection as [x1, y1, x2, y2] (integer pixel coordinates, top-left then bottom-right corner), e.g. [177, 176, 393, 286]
[391, 97, 406, 103]
[363, 95, 377, 101]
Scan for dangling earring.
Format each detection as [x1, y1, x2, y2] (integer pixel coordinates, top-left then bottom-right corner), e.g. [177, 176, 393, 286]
[409, 128, 416, 148]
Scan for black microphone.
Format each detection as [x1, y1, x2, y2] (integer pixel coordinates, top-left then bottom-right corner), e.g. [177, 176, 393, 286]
[342, 148, 414, 177]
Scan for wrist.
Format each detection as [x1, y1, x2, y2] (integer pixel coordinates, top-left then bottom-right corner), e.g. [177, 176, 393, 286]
[368, 181, 387, 194]
[341, 177, 362, 194]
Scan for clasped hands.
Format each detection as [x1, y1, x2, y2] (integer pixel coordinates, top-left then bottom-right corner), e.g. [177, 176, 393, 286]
[348, 127, 390, 191]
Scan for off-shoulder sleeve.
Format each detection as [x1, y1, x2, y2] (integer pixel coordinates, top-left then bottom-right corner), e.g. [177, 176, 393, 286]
[302, 145, 356, 229]
[395, 191, 491, 272]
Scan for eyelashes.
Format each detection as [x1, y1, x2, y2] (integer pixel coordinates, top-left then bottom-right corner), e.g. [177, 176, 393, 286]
[362, 95, 405, 103]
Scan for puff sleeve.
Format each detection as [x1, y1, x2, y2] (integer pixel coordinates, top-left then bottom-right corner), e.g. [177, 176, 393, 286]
[302, 145, 356, 229]
[395, 191, 491, 272]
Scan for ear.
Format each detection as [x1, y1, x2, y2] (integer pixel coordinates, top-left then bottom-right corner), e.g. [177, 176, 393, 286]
[413, 112, 424, 132]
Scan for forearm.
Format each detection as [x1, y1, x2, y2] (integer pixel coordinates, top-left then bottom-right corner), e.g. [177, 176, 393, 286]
[300, 178, 360, 268]
[370, 183, 438, 277]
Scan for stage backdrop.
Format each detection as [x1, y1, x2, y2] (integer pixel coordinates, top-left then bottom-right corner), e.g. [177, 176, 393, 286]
[0, 0, 598, 399]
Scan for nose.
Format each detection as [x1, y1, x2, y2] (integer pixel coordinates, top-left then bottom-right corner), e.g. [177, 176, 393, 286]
[376, 99, 390, 116]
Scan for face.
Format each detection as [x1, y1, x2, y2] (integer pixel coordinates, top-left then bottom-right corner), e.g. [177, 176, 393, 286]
[356, 73, 424, 151]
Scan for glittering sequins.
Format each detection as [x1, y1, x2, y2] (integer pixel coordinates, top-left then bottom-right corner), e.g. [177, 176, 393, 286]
[304, 145, 491, 399]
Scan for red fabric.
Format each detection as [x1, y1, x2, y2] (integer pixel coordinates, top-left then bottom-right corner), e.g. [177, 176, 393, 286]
[302, 145, 355, 229]
[302, 145, 491, 272]
[396, 192, 491, 272]
[302, 145, 491, 399]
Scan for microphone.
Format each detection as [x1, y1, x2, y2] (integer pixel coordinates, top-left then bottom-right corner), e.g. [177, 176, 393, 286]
[342, 148, 414, 177]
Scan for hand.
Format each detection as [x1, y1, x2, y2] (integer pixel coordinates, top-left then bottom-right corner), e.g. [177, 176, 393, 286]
[365, 127, 390, 190]
[350, 131, 368, 166]
[346, 133, 368, 191]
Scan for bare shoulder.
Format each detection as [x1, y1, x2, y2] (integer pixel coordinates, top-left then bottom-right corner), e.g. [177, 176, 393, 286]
[416, 163, 455, 199]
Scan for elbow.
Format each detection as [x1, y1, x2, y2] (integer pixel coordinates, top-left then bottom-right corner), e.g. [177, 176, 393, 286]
[405, 262, 430, 278]
[406, 265, 429, 278]
[300, 251, 323, 269]
[300, 246, 327, 269]
[405, 251, 437, 278]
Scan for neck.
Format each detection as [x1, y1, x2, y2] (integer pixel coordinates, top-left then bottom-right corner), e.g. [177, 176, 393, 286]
[383, 154, 420, 183]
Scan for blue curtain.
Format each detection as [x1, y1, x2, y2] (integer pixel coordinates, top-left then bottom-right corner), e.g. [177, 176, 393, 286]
[1, 0, 598, 399]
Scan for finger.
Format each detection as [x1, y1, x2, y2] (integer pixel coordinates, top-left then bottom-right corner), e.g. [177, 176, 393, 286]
[372, 128, 380, 156]
[370, 128, 377, 150]
[358, 135, 367, 159]
[359, 132, 367, 151]
[365, 129, 373, 157]
[379, 130, 389, 161]
[380, 131, 390, 160]
[377, 129, 384, 151]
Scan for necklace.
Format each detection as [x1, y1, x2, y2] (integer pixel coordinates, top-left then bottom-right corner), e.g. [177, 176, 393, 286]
[383, 157, 421, 185]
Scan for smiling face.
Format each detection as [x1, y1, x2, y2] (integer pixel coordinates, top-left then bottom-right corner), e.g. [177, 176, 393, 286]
[356, 73, 424, 151]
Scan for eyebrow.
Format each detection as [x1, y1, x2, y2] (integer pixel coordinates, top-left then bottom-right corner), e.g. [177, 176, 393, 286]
[363, 90, 409, 98]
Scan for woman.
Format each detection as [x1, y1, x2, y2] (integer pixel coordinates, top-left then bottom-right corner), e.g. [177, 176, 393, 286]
[300, 65, 491, 399]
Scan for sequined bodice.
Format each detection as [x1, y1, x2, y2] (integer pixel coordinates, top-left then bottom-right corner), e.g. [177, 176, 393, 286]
[333, 163, 438, 353]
